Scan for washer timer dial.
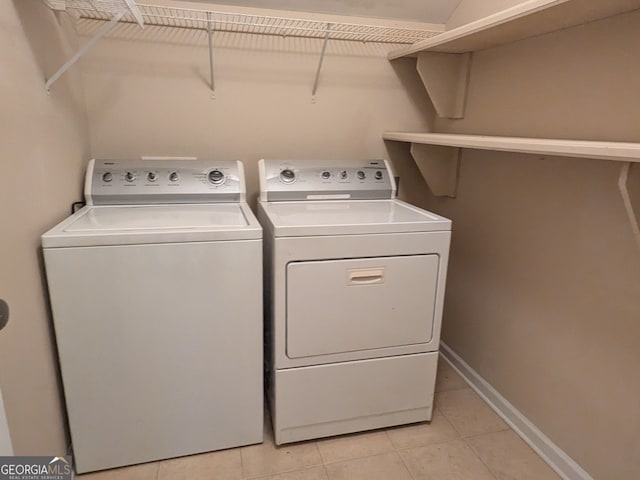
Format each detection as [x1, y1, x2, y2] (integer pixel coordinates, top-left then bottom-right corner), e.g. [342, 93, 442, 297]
[280, 169, 296, 184]
[208, 169, 225, 185]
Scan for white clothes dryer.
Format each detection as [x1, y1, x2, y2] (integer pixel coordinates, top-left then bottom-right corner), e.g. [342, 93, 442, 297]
[42, 159, 263, 473]
[257, 159, 452, 445]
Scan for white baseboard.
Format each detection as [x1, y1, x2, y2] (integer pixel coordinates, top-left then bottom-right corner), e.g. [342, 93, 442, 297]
[439, 342, 593, 480]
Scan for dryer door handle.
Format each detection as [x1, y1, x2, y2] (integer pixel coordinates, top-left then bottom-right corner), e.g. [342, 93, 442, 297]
[347, 268, 384, 285]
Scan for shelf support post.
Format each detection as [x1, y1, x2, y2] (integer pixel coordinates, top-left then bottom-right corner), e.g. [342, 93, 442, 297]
[207, 12, 216, 94]
[416, 52, 471, 119]
[312, 23, 331, 97]
[46, 9, 126, 93]
[618, 162, 640, 251]
[410, 143, 460, 197]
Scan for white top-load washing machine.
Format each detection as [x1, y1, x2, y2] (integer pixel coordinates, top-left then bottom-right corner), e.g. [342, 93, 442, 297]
[42, 159, 263, 473]
[257, 159, 452, 445]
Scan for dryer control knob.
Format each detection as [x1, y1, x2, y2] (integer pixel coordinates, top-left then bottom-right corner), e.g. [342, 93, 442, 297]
[125, 171, 136, 182]
[357, 170, 365, 180]
[339, 170, 348, 180]
[169, 171, 180, 182]
[280, 169, 296, 183]
[208, 169, 225, 185]
[321, 171, 331, 180]
[102, 172, 113, 183]
[375, 170, 383, 180]
[147, 172, 158, 182]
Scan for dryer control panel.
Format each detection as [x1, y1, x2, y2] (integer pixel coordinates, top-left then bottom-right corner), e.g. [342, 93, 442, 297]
[86, 158, 246, 205]
[259, 159, 396, 202]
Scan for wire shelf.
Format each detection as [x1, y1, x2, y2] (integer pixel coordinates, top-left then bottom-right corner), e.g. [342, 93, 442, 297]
[60, 0, 145, 26]
[50, 1, 441, 44]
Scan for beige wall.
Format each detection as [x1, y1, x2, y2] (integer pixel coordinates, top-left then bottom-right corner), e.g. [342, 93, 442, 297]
[446, 0, 527, 29]
[396, 10, 640, 480]
[79, 1, 434, 205]
[0, 0, 90, 454]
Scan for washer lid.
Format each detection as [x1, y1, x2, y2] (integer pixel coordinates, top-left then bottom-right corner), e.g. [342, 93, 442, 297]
[260, 199, 451, 237]
[42, 203, 262, 247]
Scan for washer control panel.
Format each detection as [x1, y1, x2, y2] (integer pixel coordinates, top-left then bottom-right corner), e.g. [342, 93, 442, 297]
[259, 159, 396, 202]
[87, 159, 245, 205]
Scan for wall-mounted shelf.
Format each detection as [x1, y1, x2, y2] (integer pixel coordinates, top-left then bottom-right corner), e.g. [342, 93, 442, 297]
[383, 132, 640, 162]
[383, 131, 640, 249]
[387, 0, 640, 119]
[57, 2, 441, 44]
[383, 131, 640, 197]
[44, 0, 441, 95]
[388, 0, 640, 59]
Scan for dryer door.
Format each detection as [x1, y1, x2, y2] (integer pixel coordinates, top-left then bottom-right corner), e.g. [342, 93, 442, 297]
[286, 254, 439, 359]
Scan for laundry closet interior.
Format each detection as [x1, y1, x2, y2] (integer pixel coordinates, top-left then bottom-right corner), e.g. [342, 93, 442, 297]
[1, 1, 640, 479]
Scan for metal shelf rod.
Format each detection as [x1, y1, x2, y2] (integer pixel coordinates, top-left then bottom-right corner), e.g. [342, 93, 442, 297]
[46, 9, 126, 92]
[312, 23, 331, 97]
[207, 11, 215, 93]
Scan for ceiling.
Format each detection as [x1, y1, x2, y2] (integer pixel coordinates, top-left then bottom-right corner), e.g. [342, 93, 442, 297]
[178, 0, 464, 23]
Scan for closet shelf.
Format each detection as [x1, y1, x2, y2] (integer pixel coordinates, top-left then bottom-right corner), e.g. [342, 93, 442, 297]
[382, 132, 640, 162]
[47, 0, 145, 25]
[44, 0, 441, 95]
[388, 0, 640, 59]
[384, 131, 640, 251]
[47, 1, 441, 44]
[383, 132, 640, 199]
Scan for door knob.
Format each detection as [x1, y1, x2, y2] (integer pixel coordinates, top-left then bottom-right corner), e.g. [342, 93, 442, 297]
[0, 299, 8, 331]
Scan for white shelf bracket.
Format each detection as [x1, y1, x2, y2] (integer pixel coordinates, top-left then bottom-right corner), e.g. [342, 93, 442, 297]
[618, 162, 640, 251]
[46, 9, 127, 93]
[206, 12, 216, 95]
[410, 142, 460, 197]
[416, 51, 471, 119]
[312, 23, 332, 97]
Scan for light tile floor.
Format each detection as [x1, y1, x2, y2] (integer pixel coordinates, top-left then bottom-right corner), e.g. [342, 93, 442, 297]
[76, 360, 561, 480]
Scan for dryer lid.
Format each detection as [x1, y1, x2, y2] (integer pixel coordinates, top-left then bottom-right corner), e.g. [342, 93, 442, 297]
[259, 199, 451, 237]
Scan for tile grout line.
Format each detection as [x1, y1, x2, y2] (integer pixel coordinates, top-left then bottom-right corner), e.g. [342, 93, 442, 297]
[393, 437, 472, 454]
[388, 428, 418, 480]
[240, 446, 246, 479]
[460, 435, 500, 480]
[433, 401, 467, 438]
[242, 439, 324, 479]
[460, 426, 511, 441]
[435, 389, 511, 480]
[245, 463, 325, 480]
[320, 449, 392, 466]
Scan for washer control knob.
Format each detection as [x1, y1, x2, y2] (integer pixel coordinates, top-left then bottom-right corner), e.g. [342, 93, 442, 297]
[102, 172, 113, 183]
[375, 170, 383, 180]
[339, 170, 348, 180]
[169, 171, 180, 182]
[147, 172, 158, 182]
[357, 170, 365, 180]
[124, 171, 136, 182]
[208, 169, 225, 185]
[280, 169, 296, 183]
[321, 171, 331, 180]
